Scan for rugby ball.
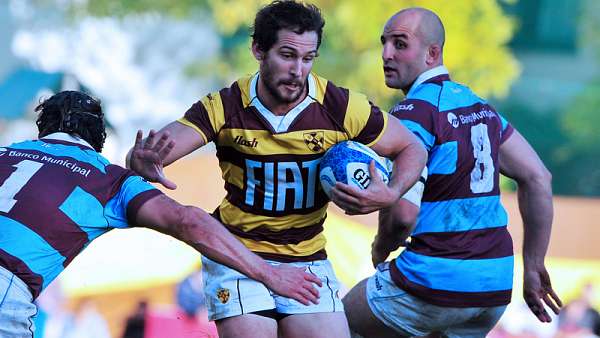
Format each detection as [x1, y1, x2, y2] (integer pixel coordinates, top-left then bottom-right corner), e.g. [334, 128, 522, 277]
[319, 141, 391, 198]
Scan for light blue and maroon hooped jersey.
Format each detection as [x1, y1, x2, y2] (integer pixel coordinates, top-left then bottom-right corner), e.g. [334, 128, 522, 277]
[0, 133, 161, 299]
[390, 67, 515, 308]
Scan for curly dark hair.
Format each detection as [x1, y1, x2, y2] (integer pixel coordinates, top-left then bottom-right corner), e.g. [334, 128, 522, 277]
[252, 0, 325, 52]
[35, 91, 106, 152]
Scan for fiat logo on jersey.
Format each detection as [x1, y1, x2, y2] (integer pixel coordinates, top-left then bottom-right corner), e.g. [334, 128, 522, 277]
[447, 112, 459, 128]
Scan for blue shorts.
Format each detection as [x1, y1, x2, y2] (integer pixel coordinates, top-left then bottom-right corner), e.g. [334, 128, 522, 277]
[366, 262, 506, 338]
[0, 266, 36, 337]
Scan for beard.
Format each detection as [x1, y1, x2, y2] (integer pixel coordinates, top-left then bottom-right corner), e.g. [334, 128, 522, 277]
[260, 64, 306, 104]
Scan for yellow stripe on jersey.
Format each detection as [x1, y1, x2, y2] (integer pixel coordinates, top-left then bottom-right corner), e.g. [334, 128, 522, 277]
[218, 129, 347, 155]
[177, 118, 208, 145]
[219, 162, 244, 190]
[312, 73, 328, 103]
[201, 92, 226, 135]
[235, 233, 327, 257]
[343, 91, 389, 146]
[238, 75, 253, 107]
[219, 198, 327, 232]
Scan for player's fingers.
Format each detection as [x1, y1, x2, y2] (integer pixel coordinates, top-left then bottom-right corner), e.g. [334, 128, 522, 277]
[334, 182, 362, 196]
[159, 140, 176, 160]
[134, 130, 144, 149]
[543, 293, 561, 315]
[301, 287, 319, 305]
[526, 299, 549, 322]
[304, 271, 322, 287]
[144, 130, 156, 149]
[548, 288, 563, 308]
[152, 132, 170, 153]
[157, 173, 177, 190]
[368, 160, 383, 184]
[331, 187, 361, 205]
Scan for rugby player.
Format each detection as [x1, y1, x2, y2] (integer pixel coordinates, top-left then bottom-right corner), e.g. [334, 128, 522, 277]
[343, 8, 562, 338]
[0, 91, 321, 337]
[127, 1, 426, 337]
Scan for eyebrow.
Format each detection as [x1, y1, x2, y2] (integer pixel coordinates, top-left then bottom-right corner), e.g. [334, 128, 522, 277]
[279, 46, 318, 55]
[382, 32, 409, 40]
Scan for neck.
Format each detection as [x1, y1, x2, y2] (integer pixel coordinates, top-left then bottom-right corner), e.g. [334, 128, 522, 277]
[257, 76, 307, 116]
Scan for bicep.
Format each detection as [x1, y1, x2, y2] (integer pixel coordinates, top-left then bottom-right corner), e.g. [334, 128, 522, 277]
[499, 129, 549, 182]
[156, 121, 206, 165]
[370, 115, 420, 158]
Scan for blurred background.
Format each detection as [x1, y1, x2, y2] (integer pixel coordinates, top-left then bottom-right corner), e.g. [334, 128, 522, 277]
[0, 0, 599, 337]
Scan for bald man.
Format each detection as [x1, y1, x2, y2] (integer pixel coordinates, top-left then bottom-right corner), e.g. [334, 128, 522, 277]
[342, 8, 562, 338]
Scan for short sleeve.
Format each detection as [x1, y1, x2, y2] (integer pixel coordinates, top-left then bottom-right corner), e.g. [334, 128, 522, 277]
[497, 112, 515, 144]
[390, 99, 437, 151]
[105, 175, 162, 228]
[178, 92, 226, 144]
[344, 91, 388, 146]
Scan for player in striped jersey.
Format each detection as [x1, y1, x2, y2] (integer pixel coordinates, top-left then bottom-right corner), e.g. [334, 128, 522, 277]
[127, 2, 426, 337]
[0, 91, 321, 337]
[343, 8, 562, 338]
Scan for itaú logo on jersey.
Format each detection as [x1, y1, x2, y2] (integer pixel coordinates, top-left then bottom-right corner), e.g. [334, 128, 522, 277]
[234, 136, 258, 148]
[447, 112, 460, 128]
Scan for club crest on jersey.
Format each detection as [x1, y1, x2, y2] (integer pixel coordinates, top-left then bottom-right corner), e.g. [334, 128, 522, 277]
[216, 288, 230, 304]
[303, 131, 324, 152]
[447, 112, 459, 128]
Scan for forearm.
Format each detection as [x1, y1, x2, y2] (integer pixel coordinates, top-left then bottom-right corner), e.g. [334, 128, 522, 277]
[377, 202, 416, 248]
[178, 207, 272, 282]
[518, 174, 553, 268]
[388, 142, 427, 199]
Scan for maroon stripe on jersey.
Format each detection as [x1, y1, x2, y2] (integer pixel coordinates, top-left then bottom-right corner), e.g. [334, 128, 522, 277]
[287, 102, 348, 134]
[389, 259, 512, 307]
[223, 218, 325, 245]
[500, 123, 515, 144]
[126, 189, 163, 225]
[0, 250, 42, 299]
[422, 175, 501, 202]
[353, 103, 386, 145]
[256, 249, 327, 263]
[223, 182, 329, 217]
[216, 145, 324, 169]
[220, 81, 244, 121]
[183, 101, 216, 142]
[424, 74, 450, 85]
[390, 99, 437, 132]
[322, 81, 350, 130]
[408, 226, 513, 259]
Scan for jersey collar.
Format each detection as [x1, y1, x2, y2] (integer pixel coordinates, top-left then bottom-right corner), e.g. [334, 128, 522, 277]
[248, 72, 317, 133]
[41, 132, 95, 150]
[407, 65, 449, 96]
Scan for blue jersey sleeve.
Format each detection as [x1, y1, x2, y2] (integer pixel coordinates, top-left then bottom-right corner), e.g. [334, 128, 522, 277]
[497, 112, 515, 144]
[105, 175, 162, 228]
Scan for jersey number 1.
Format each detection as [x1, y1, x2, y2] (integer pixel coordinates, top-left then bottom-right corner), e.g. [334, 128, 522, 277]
[0, 160, 44, 212]
[470, 123, 494, 194]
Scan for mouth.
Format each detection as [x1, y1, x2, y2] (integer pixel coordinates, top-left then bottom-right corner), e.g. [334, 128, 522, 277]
[383, 66, 396, 75]
[281, 81, 302, 91]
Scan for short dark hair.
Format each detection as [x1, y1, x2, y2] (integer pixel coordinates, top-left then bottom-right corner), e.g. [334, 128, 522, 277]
[35, 91, 106, 152]
[252, 0, 325, 52]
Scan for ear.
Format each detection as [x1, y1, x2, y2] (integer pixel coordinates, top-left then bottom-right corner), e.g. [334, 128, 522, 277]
[425, 44, 442, 66]
[252, 42, 265, 61]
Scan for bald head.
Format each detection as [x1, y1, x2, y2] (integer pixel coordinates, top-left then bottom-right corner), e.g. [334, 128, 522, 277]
[391, 7, 445, 52]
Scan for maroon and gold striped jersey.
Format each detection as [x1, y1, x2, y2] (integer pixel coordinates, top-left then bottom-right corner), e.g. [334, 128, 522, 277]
[179, 73, 387, 261]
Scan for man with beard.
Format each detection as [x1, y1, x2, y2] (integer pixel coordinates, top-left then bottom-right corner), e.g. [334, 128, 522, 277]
[342, 7, 562, 338]
[127, 1, 426, 337]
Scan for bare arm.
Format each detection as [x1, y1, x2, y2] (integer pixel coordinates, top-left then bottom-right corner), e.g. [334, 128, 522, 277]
[134, 194, 322, 305]
[126, 122, 206, 189]
[331, 116, 427, 214]
[499, 129, 562, 322]
[372, 199, 419, 267]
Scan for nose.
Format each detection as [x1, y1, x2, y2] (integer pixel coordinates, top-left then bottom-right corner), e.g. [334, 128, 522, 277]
[382, 42, 393, 61]
[290, 58, 302, 77]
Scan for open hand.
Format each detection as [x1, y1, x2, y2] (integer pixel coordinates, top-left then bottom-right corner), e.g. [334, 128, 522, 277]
[263, 264, 322, 305]
[130, 130, 177, 190]
[330, 161, 399, 215]
[523, 265, 562, 322]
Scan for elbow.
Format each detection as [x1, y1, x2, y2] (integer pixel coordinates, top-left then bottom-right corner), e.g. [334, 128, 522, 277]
[518, 165, 552, 190]
[173, 206, 211, 241]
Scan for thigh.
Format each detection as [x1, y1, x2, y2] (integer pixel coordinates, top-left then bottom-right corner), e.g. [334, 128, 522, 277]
[279, 311, 350, 338]
[202, 256, 275, 321]
[444, 306, 506, 338]
[273, 260, 344, 315]
[343, 278, 405, 338]
[217, 313, 277, 338]
[0, 275, 36, 338]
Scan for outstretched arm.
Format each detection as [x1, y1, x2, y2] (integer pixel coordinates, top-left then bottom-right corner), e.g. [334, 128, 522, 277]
[499, 129, 562, 322]
[126, 122, 206, 189]
[134, 194, 322, 305]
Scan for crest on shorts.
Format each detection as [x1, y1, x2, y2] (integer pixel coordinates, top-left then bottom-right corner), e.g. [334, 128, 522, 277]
[303, 131, 325, 152]
[217, 288, 230, 304]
